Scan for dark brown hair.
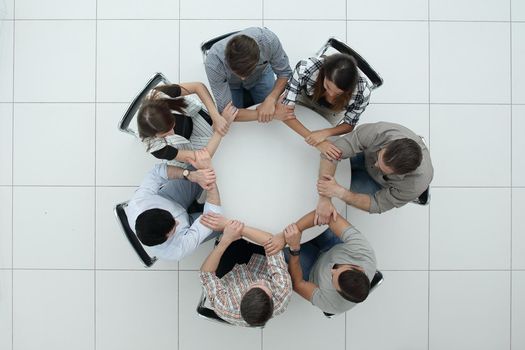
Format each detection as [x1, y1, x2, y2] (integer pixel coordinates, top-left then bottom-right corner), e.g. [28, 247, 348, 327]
[137, 84, 188, 140]
[312, 53, 359, 111]
[240, 287, 273, 326]
[135, 208, 175, 247]
[383, 138, 423, 175]
[225, 34, 260, 77]
[337, 269, 370, 303]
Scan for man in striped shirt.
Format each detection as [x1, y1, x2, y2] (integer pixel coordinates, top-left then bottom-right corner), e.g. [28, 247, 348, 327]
[199, 216, 292, 327]
[204, 27, 294, 123]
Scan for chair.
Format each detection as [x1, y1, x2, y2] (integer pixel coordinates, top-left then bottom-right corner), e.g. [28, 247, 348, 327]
[196, 239, 266, 327]
[200, 31, 240, 62]
[317, 37, 383, 90]
[118, 72, 170, 137]
[412, 135, 431, 205]
[323, 270, 384, 319]
[114, 201, 157, 268]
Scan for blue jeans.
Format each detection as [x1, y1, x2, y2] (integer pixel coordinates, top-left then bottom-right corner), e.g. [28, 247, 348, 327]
[350, 153, 382, 195]
[230, 66, 275, 108]
[285, 228, 343, 280]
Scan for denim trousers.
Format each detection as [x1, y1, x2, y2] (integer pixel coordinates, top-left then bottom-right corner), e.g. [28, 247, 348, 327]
[229, 66, 275, 108]
[349, 152, 383, 195]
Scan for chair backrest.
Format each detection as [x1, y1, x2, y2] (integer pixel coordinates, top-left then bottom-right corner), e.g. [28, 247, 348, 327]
[113, 201, 157, 267]
[323, 270, 384, 319]
[118, 72, 170, 137]
[412, 136, 431, 206]
[200, 31, 240, 62]
[317, 37, 383, 90]
[196, 290, 233, 326]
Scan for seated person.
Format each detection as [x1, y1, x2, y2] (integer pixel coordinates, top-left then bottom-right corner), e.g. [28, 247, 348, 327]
[199, 215, 292, 327]
[205, 27, 295, 123]
[126, 149, 220, 261]
[283, 211, 376, 315]
[138, 82, 238, 168]
[280, 53, 373, 160]
[315, 121, 434, 220]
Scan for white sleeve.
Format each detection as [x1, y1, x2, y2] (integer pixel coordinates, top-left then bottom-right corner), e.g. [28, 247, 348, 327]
[131, 163, 168, 201]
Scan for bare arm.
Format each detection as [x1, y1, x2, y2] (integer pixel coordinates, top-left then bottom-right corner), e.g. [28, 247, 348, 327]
[241, 226, 272, 246]
[179, 82, 221, 120]
[339, 189, 371, 212]
[283, 117, 311, 138]
[326, 123, 354, 137]
[200, 239, 229, 273]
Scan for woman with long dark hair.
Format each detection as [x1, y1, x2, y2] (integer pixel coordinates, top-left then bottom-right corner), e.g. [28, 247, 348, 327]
[137, 82, 237, 168]
[280, 54, 373, 160]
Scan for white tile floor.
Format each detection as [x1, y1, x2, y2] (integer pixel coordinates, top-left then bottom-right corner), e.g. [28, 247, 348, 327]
[0, 0, 523, 349]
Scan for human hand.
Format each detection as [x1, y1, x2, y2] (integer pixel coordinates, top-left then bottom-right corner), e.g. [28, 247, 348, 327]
[221, 101, 239, 124]
[187, 168, 216, 190]
[200, 213, 229, 231]
[256, 96, 277, 123]
[263, 233, 285, 256]
[314, 197, 337, 225]
[212, 115, 229, 136]
[305, 130, 330, 146]
[188, 148, 212, 170]
[283, 223, 302, 251]
[316, 141, 342, 161]
[273, 95, 296, 121]
[221, 220, 244, 244]
[317, 175, 345, 199]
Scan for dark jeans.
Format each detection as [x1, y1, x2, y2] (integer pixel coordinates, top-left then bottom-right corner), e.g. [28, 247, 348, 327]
[215, 239, 265, 278]
[285, 228, 343, 281]
[230, 66, 275, 108]
[350, 152, 382, 195]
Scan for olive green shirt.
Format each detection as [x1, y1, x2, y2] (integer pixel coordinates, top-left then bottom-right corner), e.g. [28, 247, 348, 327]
[331, 122, 434, 214]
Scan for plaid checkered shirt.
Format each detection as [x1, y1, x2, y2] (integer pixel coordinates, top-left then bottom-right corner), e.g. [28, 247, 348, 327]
[282, 57, 372, 126]
[199, 251, 292, 327]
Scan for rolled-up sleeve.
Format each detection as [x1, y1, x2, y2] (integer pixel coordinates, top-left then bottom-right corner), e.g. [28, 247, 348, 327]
[266, 253, 292, 316]
[282, 60, 309, 105]
[342, 77, 372, 126]
[369, 186, 414, 214]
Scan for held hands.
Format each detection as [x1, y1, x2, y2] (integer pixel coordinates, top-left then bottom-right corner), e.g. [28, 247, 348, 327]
[187, 169, 216, 190]
[283, 223, 302, 251]
[317, 175, 345, 199]
[221, 220, 244, 244]
[316, 141, 342, 161]
[200, 213, 229, 231]
[256, 96, 277, 123]
[305, 130, 330, 146]
[214, 102, 239, 136]
[314, 197, 337, 225]
[263, 233, 285, 256]
[188, 148, 212, 170]
[273, 95, 296, 122]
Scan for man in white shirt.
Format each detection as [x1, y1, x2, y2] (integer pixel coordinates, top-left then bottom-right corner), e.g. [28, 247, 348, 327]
[126, 149, 222, 261]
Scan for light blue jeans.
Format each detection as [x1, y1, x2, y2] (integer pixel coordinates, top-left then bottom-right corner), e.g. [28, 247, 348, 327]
[230, 66, 275, 108]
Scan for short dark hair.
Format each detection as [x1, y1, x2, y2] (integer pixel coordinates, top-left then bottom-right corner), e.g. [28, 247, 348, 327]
[240, 287, 273, 326]
[225, 34, 260, 77]
[383, 138, 423, 175]
[135, 208, 175, 246]
[337, 269, 370, 303]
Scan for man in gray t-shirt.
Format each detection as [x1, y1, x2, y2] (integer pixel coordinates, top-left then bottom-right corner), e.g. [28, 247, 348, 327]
[283, 211, 376, 315]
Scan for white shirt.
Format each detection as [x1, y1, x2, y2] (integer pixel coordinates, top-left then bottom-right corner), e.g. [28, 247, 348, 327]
[127, 163, 221, 261]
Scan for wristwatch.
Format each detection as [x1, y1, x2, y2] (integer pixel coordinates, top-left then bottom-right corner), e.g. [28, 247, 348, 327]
[182, 169, 190, 180]
[289, 248, 300, 256]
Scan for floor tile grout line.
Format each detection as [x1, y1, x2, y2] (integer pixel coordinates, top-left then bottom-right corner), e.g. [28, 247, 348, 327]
[11, 4, 15, 348]
[94, 1, 98, 349]
[509, 1, 513, 348]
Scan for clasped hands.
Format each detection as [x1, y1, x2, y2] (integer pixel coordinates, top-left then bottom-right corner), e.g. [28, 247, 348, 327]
[186, 148, 216, 190]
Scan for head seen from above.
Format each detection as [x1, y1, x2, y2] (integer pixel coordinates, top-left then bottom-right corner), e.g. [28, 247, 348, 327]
[137, 87, 188, 140]
[135, 208, 176, 247]
[240, 281, 274, 327]
[377, 138, 423, 175]
[332, 264, 370, 303]
[314, 53, 358, 111]
[225, 34, 260, 79]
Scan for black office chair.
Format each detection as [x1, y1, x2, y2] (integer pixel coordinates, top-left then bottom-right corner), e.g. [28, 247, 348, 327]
[114, 201, 157, 268]
[118, 72, 170, 138]
[323, 270, 384, 319]
[196, 239, 266, 327]
[200, 31, 240, 62]
[317, 37, 383, 90]
[412, 136, 431, 205]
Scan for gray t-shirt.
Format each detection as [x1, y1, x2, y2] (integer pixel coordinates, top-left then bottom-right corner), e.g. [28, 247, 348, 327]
[309, 226, 377, 314]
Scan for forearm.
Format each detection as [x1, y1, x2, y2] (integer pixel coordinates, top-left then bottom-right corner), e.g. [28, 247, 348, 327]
[166, 165, 185, 180]
[194, 82, 222, 120]
[242, 226, 272, 245]
[201, 241, 229, 272]
[284, 118, 311, 138]
[232, 108, 258, 122]
[288, 255, 304, 285]
[205, 184, 221, 206]
[266, 77, 288, 101]
[205, 132, 222, 157]
[325, 123, 354, 137]
[340, 189, 371, 212]
[295, 211, 316, 232]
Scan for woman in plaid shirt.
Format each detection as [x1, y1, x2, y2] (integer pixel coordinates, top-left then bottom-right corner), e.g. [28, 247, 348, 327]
[281, 54, 373, 161]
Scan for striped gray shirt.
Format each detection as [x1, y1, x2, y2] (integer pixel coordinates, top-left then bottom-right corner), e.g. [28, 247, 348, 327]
[204, 27, 292, 112]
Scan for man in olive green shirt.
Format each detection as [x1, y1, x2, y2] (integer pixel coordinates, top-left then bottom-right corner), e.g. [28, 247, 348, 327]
[315, 122, 433, 222]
